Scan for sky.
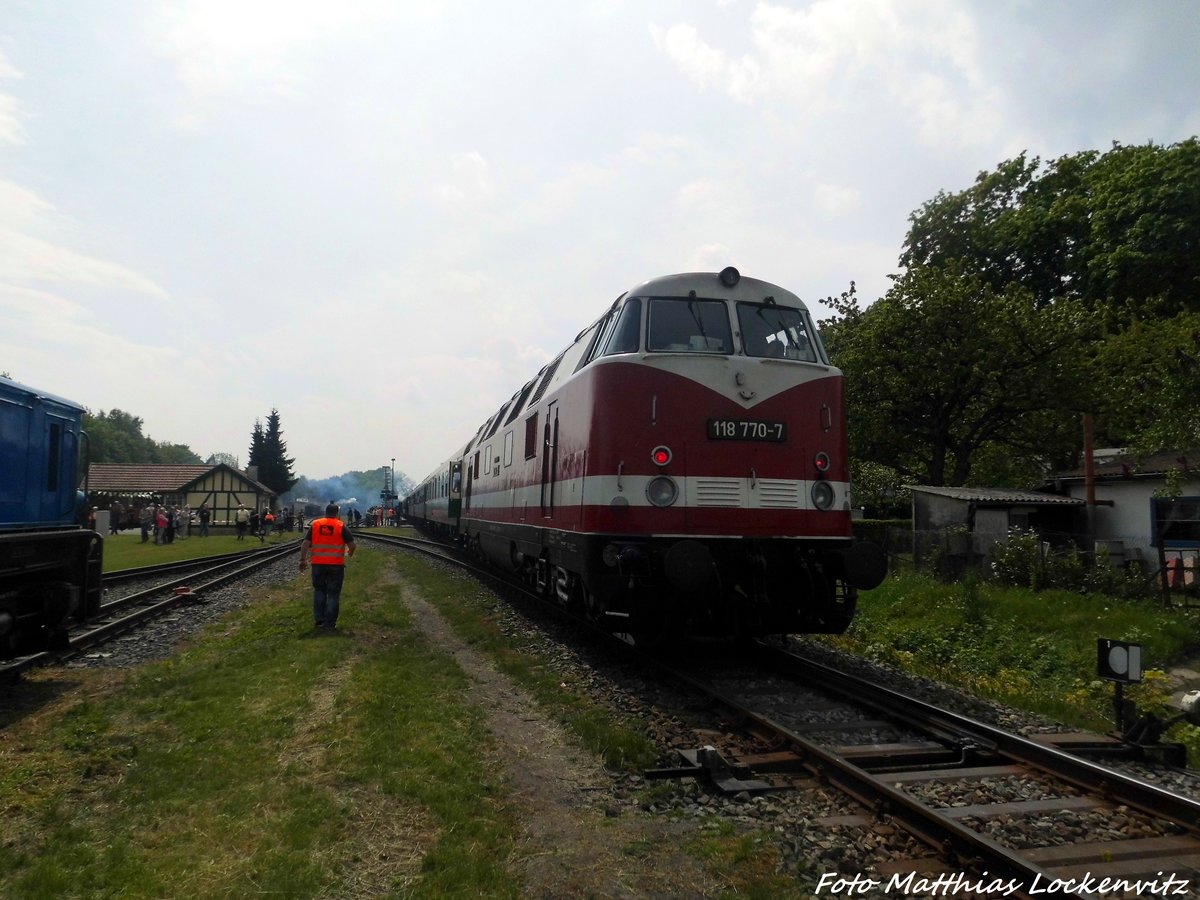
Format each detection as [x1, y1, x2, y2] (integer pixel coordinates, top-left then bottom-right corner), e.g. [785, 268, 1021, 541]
[2, 1, 1198, 484]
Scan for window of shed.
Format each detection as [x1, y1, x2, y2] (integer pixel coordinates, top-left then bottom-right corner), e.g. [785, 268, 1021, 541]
[647, 297, 732, 353]
[1154, 497, 1200, 547]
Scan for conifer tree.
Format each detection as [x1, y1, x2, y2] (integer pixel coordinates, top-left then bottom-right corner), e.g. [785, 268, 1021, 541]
[247, 410, 297, 496]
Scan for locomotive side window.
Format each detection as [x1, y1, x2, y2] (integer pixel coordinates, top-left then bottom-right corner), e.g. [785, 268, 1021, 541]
[503, 431, 514, 467]
[736, 302, 818, 362]
[524, 413, 539, 459]
[580, 318, 614, 368]
[601, 298, 642, 355]
[647, 298, 733, 353]
[47, 422, 61, 491]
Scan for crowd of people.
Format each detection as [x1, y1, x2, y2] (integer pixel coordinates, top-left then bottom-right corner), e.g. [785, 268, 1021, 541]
[98, 500, 326, 543]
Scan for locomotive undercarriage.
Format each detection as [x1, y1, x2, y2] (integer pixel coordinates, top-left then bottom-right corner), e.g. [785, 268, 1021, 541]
[496, 529, 858, 644]
[0, 530, 102, 660]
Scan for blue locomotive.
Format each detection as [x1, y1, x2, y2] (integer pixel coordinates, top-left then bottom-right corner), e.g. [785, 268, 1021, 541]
[0, 375, 103, 660]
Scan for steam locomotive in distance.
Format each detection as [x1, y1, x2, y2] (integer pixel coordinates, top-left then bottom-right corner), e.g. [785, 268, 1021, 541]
[0, 375, 103, 660]
[405, 268, 886, 643]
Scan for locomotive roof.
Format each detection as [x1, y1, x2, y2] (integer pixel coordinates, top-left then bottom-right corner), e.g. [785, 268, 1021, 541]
[624, 271, 809, 309]
[0, 374, 86, 411]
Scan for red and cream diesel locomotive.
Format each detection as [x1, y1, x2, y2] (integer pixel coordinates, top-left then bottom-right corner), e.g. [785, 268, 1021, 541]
[405, 268, 885, 640]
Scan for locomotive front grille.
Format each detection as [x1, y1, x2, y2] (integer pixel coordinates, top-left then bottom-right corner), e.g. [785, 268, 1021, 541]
[693, 478, 743, 507]
[690, 478, 805, 508]
[757, 480, 802, 508]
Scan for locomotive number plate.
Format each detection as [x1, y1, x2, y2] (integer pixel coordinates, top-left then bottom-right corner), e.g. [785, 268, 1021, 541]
[707, 418, 787, 442]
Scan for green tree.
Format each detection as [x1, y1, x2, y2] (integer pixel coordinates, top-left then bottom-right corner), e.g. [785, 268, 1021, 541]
[1091, 312, 1200, 453]
[901, 138, 1200, 321]
[248, 409, 297, 496]
[86, 409, 148, 463]
[84, 409, 201, 464]
[822, 266, 1094, 486]
[152, 441, 203, 464]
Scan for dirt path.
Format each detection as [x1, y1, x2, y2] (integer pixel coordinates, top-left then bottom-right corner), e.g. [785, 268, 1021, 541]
[398, 577, 725, 899]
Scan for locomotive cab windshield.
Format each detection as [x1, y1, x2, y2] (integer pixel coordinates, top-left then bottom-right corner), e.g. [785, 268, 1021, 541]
[737, 302, 822, 362]
[646, 297, 734, 353]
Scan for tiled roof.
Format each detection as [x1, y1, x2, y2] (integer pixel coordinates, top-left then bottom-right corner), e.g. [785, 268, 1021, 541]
[89, 464, 213, 492]
[88, 464, 275, 495]
[908, 485, 1085, 506]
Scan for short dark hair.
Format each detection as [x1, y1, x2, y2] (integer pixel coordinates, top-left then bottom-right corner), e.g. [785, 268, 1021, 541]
[325, 503, 340, 516]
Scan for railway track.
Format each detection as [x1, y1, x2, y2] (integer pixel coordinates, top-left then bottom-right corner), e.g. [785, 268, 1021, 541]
[649, 643, 1200, 897]
[2, 542, 300, 682]
[363, 527, 1200, 897]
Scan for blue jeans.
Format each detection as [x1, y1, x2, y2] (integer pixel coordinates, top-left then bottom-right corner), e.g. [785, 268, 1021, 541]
[311, 565, 346, 627]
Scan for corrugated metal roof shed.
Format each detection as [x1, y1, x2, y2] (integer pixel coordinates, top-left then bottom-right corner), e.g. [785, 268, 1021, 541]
[908, 485, 1085, 506]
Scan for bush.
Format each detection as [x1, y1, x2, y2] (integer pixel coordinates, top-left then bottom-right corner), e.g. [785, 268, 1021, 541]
[989, 528, 1152, 599]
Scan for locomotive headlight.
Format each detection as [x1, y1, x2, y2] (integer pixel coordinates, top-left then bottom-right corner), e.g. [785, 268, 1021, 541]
[811, 480, 835, 510]
[814, 452, 831, 473]
[646, 476, 679, 507]
[651, 445, 672, 466]
[602, 544, 620, 567]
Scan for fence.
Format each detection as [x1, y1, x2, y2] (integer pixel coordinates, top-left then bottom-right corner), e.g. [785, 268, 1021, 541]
[852, 522, 1196, 606]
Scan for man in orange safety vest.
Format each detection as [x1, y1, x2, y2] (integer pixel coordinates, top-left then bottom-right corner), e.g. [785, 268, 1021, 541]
[299, 503, 356, 630]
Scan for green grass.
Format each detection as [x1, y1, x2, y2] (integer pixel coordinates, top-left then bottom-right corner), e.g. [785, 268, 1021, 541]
[23, 544, 1192, 896]
[0, 549, 520, 898]
[101, 530, 301, 572]
[817, 570, 1200, 747]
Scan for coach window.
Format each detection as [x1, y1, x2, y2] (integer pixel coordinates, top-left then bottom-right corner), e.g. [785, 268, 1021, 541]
[647, 297, 733, 353]
[736, 302, 818, 362]
[503, 431, 514, 467]
[601, 298, 642, 355]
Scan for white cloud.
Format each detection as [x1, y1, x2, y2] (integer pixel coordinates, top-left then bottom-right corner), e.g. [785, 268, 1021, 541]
[652, 0, 1007, 149]
[0, 228, 168, 298]
[0, 52, 26, 145]
[0, 178, 57, 229]
[678, 179, 721, 211]
[814, 182, 861, 215]
[691, 243, 736, 271]
[145, 0, 411, 120]
[434, 151, 495, 209]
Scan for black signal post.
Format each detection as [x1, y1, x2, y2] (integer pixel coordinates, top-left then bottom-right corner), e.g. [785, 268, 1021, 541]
[1098, 638, 1143, 732]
